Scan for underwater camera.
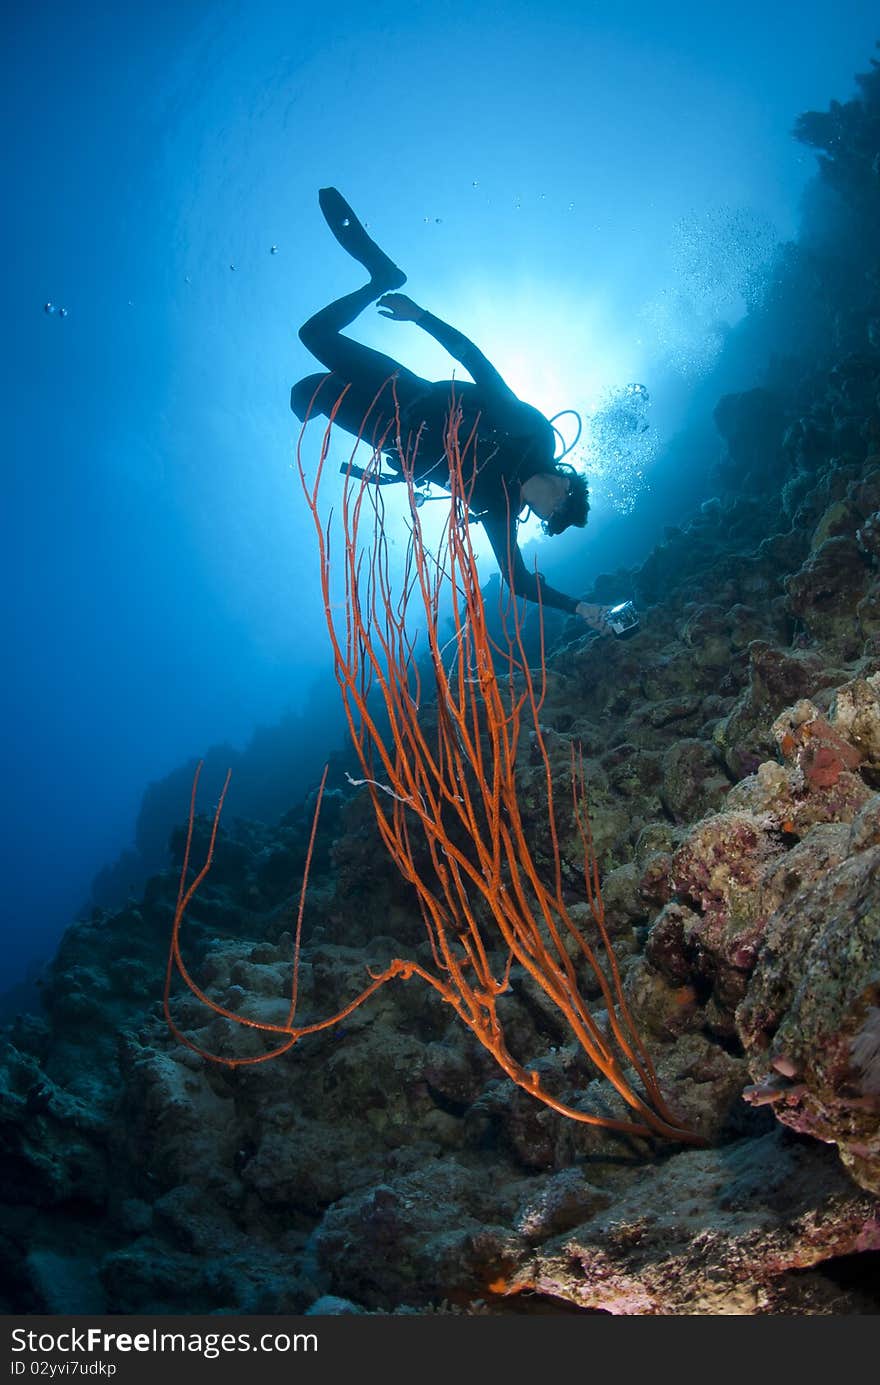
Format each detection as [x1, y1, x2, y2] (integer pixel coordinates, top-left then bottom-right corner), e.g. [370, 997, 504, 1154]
[607, 600, 640, 639]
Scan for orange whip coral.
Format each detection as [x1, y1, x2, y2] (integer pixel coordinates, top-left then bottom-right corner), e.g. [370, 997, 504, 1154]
[165, 386, 699, 1144]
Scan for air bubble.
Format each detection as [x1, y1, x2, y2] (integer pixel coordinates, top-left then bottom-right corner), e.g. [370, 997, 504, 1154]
[270, 244, 278, 254]
[59, 307, 68, 317]
[230, 263, 236, 270]
[44, 302, 55, 314]
[471, 180, 479, 188]
[341, 217, 350, 227]
[435, 217, 442, 224]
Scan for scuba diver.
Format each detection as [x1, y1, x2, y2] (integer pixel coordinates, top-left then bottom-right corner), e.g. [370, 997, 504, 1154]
[291, 187, 612, 632]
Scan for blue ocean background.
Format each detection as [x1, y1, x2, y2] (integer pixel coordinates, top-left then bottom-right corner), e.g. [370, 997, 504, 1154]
[4, 0, 879, 992]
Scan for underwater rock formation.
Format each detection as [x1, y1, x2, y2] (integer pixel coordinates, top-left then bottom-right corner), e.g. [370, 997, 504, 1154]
[3, 53, 880, 1316]
[8, 393, 880, 1312]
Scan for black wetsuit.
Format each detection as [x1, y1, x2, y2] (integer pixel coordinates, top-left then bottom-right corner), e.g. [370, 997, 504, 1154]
[293, 308, 580, 615]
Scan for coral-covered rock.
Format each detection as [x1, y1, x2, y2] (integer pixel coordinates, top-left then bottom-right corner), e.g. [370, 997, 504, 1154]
[672, 812, 784, 979]
[116, 1038, 241, 1193]
[714, 641, 831, 779]
[638, 851, 675, 906]
[678, 605, 732, 668]
[659, 738, 730, 823]
[513, 1168, 612, 1241]
[645, 902, 701, 985]
[737, 844, 880, 1195]
[772, 697, 865, 790]
[519, 1132, 879, 1314]
[624, 950, 702, 1039]
[786, 536, 871, 657]
[311, 1162, 518, 1308]
[849, 468, 880, 521]
[597, 862, 648, 931]
[0, 1047, 109, 1208]
[832, 672, 880, 766]
[810, 499, 859, 549]
[856, 511, 880, 560]
[757, 699, 876, 833]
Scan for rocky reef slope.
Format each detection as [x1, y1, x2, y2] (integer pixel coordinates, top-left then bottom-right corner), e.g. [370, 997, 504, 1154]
[4, 349, 879, 1314]
[2, 58, 880, 1316]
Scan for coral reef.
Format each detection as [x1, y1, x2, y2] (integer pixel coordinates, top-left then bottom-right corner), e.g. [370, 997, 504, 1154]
[3, 56, 880, 1315]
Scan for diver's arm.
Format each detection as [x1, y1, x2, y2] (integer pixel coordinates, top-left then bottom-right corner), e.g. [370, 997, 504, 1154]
[481, 512, 580, 615]
[481, 512, 613, 630]
[377, 293, 517, 403]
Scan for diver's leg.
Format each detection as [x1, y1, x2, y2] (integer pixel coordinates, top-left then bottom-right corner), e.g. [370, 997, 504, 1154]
[291, 369, 390, 437]
[298, 280, 385, 349]
[299, 293, 426, 405]
[290, 367, 417, 455]
[296, 276, 428, 451]
[318, 187, 406, 288]
[290, 371, 338, 423]
[299, 185, 413, 377]
[296, 189, 421, 444]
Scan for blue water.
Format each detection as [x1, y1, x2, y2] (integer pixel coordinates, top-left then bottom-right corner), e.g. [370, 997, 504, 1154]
[4, 0, 879, 988]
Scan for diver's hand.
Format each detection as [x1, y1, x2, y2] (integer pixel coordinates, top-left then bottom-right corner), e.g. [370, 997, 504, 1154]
[377, 293, 425, 322]
[576, 602, 613, 635]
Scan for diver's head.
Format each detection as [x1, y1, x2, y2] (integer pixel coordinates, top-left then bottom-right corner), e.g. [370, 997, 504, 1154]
[540, 464, 590, 536]
[519, 466, 589, 534]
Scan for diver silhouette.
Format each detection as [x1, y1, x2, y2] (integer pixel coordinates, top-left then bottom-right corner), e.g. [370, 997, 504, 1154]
[291, 187, 610, 631]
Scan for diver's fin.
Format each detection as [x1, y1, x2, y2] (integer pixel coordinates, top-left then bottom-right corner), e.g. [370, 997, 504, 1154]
[318, 187, 407, 289]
